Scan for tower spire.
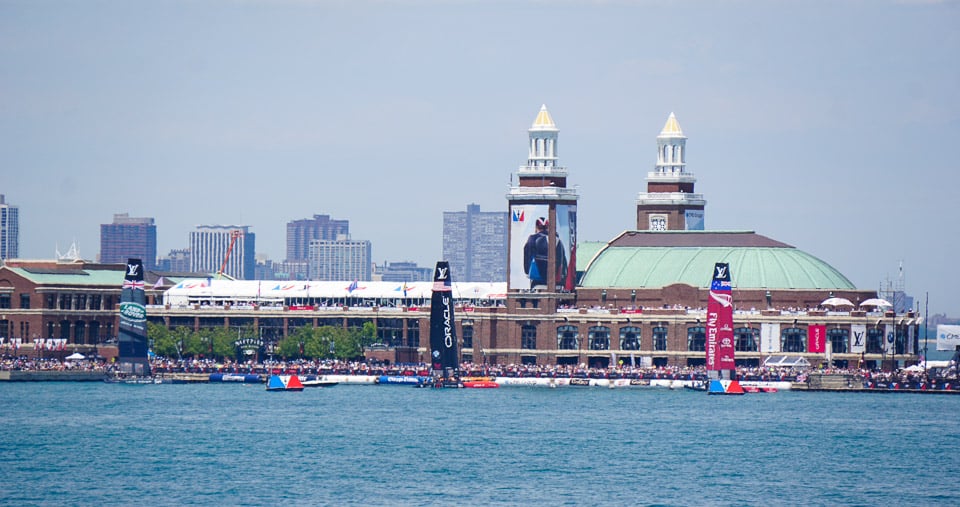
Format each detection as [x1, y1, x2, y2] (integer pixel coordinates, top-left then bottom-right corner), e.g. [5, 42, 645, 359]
[636, 112, 706, 231]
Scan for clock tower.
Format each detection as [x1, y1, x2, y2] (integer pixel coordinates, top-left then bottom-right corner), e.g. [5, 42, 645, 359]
[636, 113, 706, 231]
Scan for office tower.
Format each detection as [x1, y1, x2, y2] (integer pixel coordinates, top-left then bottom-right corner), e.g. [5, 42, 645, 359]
[0, 195, 18, 262]
[442, 204, 508, 282]
[157, 248, 191, 273]
[99, 213, 157, 270]
[189, 225, 255, 280]
[308, 237, 371, 281]
[286, 214, 350, 262]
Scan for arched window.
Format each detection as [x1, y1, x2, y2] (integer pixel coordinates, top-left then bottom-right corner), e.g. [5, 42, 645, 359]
[557, 325, 578, 350]
[521, 324, 537, 350]
[734, 327, 759, 352]
[781, 327, 806, 353]
[866, 328, 884, 354]
[653, 326, 668, 351]
[620, 326, 641, 350]
[462, 325, 473, 350]
[687, 326, 705, 351]
[828, 329, 848, 354]
[588, 326, 610, 350]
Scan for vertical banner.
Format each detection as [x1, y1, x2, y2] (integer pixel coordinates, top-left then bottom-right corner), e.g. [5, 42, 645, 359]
[556, 204, 577, 292]
[706, 262, 735, 371]
[907, 325, 915, 354]
[884, 324, 895, 355]
[850, 324, 867, 354]
[509, 204, 549, 290]
[760, 323, 780, 354]
[808, 325, 826, 353]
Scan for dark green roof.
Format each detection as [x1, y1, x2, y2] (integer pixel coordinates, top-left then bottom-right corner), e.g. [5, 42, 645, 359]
[579, 231, 856, 290]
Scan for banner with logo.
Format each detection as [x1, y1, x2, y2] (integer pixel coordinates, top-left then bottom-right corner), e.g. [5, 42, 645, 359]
[937, 324, 960, 351]
[684, 210, 704, 231]
[884, 324, 895, 355]
[850, 324, 867, 354]
[760, 323, 780, 354]
[808, 325, 826, 353]
[509, 204, 549, 290]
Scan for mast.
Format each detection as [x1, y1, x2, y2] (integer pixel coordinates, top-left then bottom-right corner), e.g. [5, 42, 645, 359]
[429, 261, 459, 381]
[706, 262, 735, 380]
[117, 258, 150, 376]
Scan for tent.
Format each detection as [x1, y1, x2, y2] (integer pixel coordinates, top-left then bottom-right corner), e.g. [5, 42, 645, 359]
[860, 298, 892, 308]
[821, 297, 854, 307]
[65, 352, 85, 360]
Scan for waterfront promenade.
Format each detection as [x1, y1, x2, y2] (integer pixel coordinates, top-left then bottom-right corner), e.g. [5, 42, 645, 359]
[2, 356, 957, 391]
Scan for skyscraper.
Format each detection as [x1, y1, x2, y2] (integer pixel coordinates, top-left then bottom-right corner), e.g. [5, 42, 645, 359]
[286, 214, 350, 262]
[442, 204, 508, 282]
[308, 237, 371, 281]
[0, 195, 18, 262]
[99, 213, 157, 270]
[189, 225, 255, 280]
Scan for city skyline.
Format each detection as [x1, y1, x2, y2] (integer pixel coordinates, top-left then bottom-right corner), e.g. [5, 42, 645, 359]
[2, 1, 957, 315]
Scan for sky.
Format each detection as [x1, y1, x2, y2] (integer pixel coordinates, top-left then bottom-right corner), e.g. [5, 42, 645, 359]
[1, 0, 958, 316]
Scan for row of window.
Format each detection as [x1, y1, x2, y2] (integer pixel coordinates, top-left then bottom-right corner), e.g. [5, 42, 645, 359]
[0, 319, 114, 345]
[510, 325, 907, 354]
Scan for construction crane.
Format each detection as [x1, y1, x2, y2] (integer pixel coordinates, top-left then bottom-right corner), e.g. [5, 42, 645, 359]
[217, 230, 244, 280]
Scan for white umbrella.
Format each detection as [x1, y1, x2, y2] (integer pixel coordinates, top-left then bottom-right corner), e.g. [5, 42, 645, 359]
[821, 297, 854, 307]
[860, 298, 893, 308]
[65, 352, 85, 360]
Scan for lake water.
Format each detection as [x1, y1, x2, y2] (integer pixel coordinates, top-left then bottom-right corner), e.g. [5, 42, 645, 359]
[1, 382, 958, 506]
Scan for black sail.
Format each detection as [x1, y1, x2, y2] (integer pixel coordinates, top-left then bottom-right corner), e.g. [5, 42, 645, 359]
[117, 258, 150, 376]
[429, 261, 458, 379]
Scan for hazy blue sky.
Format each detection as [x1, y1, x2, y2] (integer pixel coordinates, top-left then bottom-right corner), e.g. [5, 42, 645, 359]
[2, 0, 957, 316]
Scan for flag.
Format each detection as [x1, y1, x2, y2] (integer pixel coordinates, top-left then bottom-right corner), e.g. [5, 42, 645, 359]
[153, 276, 165, 289]
[123, 279, 145, 290]
[402, 282, 409, 298]
[347, 280, 358, 293]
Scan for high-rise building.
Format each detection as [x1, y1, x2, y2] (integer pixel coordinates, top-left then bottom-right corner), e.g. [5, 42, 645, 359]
[157, 248, 191, 273]
[189, 225, 255, 280]
[308, 237, 371, 281]
[0, 195, 18, 262]
[442, 204, 508, 282]
[99, 213, 157, 270]
[286, 214, 350, 262]
[636, 113, 706, 231]
[377, 261, 433, 282]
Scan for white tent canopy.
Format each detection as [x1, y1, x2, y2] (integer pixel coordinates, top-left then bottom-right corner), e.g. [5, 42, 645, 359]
[859, 298, 892, 308]
[821, 297, 855, 307]
[65, 352, 85, 360]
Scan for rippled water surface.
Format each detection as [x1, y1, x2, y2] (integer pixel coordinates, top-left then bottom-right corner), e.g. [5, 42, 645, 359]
[1, 383, 958, 506]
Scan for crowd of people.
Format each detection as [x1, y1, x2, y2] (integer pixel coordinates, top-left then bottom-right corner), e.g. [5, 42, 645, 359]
[2, 354, 955, 390]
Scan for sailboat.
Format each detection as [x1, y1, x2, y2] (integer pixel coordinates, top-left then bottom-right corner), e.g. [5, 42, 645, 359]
[428, 261, 465, 388]
[705, 262, 744, 395]
[109, 258, 156, 384]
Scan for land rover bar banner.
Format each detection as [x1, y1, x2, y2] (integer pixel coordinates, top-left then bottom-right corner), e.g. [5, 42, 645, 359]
[118, 258, 150, 375]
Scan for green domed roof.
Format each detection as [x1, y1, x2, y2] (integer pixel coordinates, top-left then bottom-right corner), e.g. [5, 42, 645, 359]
[578, 231, 855, 290]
